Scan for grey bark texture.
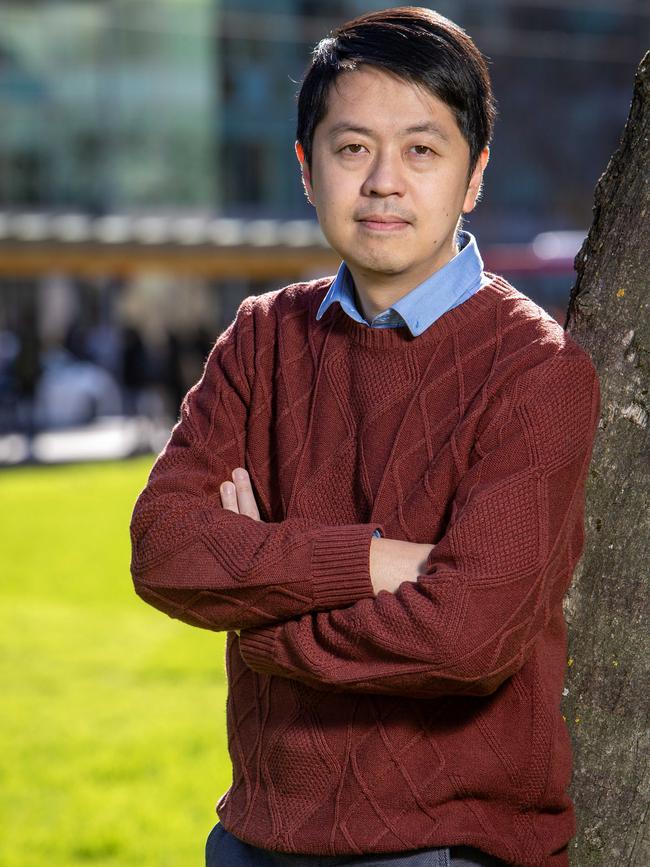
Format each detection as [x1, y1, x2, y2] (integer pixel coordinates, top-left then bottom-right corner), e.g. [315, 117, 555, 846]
[563, 51, 650, 866]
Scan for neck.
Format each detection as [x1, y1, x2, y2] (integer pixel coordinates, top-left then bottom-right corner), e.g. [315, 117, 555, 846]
[351, 243, 460, 322]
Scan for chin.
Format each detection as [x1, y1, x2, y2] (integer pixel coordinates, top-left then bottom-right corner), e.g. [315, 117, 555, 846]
[358, 260, 408, 277]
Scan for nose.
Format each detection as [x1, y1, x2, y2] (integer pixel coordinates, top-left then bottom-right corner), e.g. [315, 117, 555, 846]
[360, 148, 406, 198]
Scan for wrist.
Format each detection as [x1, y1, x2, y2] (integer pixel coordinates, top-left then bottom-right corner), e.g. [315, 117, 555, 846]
[370, 537, 435, 595]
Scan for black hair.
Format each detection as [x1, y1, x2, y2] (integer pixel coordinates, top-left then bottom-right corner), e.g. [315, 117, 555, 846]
[296, 6, 497, 178]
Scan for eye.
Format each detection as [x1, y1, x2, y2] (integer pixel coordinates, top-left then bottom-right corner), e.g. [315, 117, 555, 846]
[340, 143, 367, 155]
[410, 145, 434, 156]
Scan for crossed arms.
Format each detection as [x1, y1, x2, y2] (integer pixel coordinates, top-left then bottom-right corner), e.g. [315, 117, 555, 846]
[219, 467, 434, 602]
[130, 306, 600, 698]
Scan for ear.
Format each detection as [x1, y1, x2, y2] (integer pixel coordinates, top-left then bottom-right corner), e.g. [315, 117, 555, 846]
[295, 141, 314, 205]
[462, 146, 490, 213]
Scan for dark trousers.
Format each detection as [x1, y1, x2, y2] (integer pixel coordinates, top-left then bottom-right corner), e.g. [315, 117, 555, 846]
[205, 822, 505, 867]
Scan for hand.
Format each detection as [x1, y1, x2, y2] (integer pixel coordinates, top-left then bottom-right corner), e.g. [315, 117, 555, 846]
[219, 467, 261, 521]
[220, 467, 261, 639]
[369, 537, 435, 595]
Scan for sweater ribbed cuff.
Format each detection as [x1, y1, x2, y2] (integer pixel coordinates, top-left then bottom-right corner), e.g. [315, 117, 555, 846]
[239, 626, 278, 676]
[311, 524, 380, 610]
[239, 524, 379, 677]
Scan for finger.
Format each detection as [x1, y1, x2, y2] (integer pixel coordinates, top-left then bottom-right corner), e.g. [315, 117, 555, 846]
[231, 468, 261, 521]
[220, 481, 239, 513]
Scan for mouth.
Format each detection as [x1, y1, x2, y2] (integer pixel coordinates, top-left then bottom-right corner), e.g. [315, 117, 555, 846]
[356, 216, 411, 232]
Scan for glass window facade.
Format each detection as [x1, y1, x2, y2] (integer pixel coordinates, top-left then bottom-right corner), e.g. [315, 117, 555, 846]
[0, 0, 644, 227]
[0, 0, 216, 211]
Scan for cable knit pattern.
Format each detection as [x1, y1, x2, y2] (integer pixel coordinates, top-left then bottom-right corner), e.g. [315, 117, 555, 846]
[130, 275, 600, 866]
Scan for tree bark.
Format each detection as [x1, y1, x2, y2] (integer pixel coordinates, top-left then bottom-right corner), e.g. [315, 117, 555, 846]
[563, 50, 650, 866]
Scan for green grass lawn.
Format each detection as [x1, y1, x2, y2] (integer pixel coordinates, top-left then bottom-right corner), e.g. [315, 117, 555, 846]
[1, 457, 231, 867]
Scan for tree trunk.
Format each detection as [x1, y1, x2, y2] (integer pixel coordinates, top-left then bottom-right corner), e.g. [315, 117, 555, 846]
[563, 50, 650, 866]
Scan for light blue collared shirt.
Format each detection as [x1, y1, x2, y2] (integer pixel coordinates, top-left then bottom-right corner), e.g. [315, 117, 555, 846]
[316, 230, 491, 337]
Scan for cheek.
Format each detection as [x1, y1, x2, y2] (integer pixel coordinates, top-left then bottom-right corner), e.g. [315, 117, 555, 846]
[315, 175, 354, 218]
[420, 176, 466, 218]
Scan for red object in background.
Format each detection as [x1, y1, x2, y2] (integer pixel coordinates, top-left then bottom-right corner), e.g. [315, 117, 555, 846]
[483, 231, 585, 324]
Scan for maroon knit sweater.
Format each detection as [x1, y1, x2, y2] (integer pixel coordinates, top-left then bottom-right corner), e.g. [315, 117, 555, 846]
[130, 275, 600, 866]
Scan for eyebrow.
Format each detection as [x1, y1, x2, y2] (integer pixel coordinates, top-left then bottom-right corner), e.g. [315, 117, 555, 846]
[327, 121, 451, 144]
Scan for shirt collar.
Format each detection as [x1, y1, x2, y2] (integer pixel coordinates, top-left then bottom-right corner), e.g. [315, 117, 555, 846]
[316, 230, 485, 337]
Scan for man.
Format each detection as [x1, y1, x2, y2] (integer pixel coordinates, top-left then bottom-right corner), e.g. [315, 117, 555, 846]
[130, 8, 600, 866]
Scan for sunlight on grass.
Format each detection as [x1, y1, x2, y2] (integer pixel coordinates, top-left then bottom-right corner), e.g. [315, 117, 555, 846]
[1, 459, 231, 866]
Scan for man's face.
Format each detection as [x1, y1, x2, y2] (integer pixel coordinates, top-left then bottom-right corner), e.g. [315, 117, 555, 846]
[297, 66, 488, 295]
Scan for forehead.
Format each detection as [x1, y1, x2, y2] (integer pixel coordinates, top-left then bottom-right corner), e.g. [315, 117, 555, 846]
[317, 66, 462, 140]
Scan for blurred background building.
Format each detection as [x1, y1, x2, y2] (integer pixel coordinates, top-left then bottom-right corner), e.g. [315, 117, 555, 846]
[0, 0, 646, 462]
